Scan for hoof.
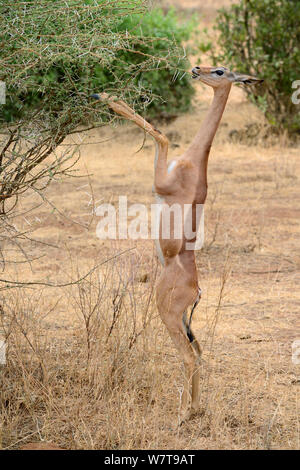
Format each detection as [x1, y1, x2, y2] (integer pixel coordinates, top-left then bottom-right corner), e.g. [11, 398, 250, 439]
[179, 407, 205, 426]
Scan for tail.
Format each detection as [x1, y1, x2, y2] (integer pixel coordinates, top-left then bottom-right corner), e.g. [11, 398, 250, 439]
[182, 288, 202, 343]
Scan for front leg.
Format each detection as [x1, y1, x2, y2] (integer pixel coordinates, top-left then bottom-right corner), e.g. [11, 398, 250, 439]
[92, 92, 171, 193]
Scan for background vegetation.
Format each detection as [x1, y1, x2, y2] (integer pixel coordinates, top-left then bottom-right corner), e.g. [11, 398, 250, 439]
[210, 0, 300, 134]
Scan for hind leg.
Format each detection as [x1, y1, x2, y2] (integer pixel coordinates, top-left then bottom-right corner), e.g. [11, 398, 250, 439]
[162, 311, 197, 421]
[178, 257, 202, 415]
[156, 257, 200, 421]
[182, 307, 202, 414]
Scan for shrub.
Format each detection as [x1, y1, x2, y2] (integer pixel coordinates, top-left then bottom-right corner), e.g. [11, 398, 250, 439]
[104, 8, 196, 117]
[0, 0, 195, 215]
[0, 2, 195, 123]
[211, 0, 300, 134]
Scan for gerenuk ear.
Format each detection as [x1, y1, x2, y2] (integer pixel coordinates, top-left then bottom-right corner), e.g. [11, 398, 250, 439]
[232, 73, 264, 85]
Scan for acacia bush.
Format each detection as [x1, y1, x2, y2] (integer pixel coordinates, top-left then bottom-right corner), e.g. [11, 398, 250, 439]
[101, 8, 196, 118]
[211, 0, 300, 134]
[0, 0, 195, 214]
[1, 2, 195, 124]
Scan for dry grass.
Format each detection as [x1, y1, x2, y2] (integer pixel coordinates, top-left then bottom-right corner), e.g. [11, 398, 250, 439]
[1, 0, 299, 450]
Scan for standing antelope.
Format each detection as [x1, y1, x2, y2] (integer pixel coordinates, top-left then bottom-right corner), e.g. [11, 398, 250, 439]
[92, 65, 263, 422]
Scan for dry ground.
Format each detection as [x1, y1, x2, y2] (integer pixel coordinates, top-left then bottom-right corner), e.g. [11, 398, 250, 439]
[0, 0, 299, 450]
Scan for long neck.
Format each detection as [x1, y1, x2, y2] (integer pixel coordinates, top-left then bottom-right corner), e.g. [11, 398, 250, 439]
[185, 85, 231, 162]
